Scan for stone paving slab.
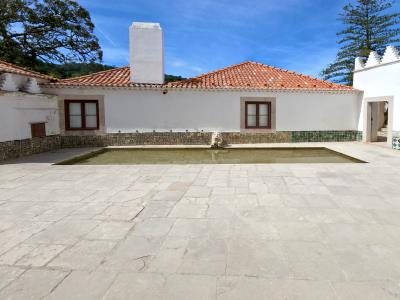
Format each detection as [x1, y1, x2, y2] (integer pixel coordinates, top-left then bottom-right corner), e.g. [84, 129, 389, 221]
[0, 142, 400, 299]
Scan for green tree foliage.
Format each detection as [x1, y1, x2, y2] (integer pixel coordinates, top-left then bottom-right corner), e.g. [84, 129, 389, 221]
[33, 61, 186, 82]
[164, 74, 186, 83]
[321, 0, 400, 85]
[0, 0, 102, 70]
[35, 62, 114, 79]
[0, 0, 186, 81]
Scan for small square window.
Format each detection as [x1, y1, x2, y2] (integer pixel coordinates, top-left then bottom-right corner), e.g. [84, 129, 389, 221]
[31, 123, 46, 138]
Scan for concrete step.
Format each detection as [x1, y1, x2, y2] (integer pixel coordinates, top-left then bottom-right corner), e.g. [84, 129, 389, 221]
[377, 131, 387, 137]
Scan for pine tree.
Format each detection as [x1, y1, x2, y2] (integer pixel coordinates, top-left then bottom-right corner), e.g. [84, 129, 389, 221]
[321, 0, 400, 85]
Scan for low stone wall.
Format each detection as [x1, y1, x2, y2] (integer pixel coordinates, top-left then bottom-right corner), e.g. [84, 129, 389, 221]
[0, 131, 363, 162]
[223, 131, 362, 144]
[222, 132, 291, 144]
[0, 135, 61, 161]
[61, 132, 213, 148]
[291, 131, 362, 143]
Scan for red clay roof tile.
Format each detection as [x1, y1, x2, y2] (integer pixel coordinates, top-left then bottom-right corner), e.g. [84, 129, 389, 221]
[45, 61, 354, 91]
[0, 60, 55, 81]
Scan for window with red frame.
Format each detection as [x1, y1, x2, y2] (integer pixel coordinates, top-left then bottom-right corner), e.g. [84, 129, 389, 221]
[245, 102, 272, 129]
[65, 100, 99, 130]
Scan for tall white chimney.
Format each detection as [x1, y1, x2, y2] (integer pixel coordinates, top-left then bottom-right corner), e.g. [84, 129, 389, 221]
[129, 22, 164, 84]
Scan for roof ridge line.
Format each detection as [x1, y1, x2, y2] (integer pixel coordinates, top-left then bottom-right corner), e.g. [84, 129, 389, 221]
[190, 61, 253, 79]
[259, 63, 349, 88]
[60, 66, 129, 82]
[0, 60, 55, 80]
[164, 62, 254, 86]
[180, 61, 349, 88]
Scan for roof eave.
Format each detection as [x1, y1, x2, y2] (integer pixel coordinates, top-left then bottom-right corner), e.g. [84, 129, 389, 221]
[0, 69, 55, 81]
[41, 83, 360, 93]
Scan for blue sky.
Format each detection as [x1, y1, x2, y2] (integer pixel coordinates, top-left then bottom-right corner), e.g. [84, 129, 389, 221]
[79, 0, 396, 79]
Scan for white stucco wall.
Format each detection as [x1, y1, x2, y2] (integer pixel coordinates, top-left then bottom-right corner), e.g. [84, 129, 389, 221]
[354, 60, 400, 133]
[274, 91, 361, 131]
[0, 92, 60, 142]
[44, 87, 361, 133]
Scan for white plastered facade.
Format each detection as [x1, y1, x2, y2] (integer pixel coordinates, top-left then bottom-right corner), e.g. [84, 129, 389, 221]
[353, 46, 400, 144]
[0, 73, 60, 142]
[42, 86, 361, 134]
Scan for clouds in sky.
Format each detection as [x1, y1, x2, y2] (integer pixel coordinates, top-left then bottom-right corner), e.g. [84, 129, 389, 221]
[80, 0, 352, 78]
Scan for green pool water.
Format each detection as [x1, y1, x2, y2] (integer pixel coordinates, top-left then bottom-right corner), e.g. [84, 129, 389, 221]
[58, 147, 364, 165]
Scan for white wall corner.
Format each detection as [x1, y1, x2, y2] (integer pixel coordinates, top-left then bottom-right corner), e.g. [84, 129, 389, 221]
[381, 45, 400, 64]
[354, 57, 365, 71]
[0, 73, 19, 92]
[23, 78, 42, 94]
[365, 51, 381, 68]
[129, 22, 164, 84]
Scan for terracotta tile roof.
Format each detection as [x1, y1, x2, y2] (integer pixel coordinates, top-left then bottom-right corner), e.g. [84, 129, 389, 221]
[166, 62, 354, 90]
[46, 61, 354, 91]
[48, 66, 135, 87]
[0, 60, 55, 81]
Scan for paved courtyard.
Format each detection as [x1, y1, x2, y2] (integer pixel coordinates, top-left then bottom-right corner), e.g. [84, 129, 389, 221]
[1, 143, 400, 299]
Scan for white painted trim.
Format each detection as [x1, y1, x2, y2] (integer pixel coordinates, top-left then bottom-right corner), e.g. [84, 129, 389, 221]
[0, 91, 57, 100]
[354, 59, 400, 73]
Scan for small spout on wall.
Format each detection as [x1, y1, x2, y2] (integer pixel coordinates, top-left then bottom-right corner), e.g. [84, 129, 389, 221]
[211, 132, 227, 149]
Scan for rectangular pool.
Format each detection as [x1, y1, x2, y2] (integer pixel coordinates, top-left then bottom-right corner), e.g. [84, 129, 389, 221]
[58, 147, 365, 165]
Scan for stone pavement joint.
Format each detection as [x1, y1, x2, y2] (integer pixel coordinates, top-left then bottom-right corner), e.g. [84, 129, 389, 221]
[0, 142, 400, 299]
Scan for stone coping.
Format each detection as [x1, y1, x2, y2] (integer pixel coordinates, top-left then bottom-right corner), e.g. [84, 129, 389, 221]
[6, 141, 400, 165]
[106, 145, 211, 149]
[61, 142, 367, 165]
[107, 142, 358, 149]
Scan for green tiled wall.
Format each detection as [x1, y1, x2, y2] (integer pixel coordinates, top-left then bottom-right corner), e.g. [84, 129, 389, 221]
[291, 131, 362, 143]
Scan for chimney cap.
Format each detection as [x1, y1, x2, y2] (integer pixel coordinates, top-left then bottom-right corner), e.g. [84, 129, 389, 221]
[131, 22, 161, 30]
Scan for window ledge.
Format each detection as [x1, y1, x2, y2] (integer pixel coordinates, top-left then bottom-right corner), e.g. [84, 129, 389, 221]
[241, 128, 276, 133]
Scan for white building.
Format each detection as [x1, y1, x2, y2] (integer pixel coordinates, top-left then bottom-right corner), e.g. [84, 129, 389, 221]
[1, 21, 399, 160]
[40, 22, 362, 143]
[354, 46, 400, 145]
[0, 61, 59, 143]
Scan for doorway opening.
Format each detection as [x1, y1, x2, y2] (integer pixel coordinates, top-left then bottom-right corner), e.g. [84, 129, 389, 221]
[363, 97, 393, 145]
[372, 101, 388, 142]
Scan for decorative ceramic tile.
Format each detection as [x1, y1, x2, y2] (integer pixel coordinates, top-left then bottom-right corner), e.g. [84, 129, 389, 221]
[393, 137, 400, 150]
[291, 131, 361, 143]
